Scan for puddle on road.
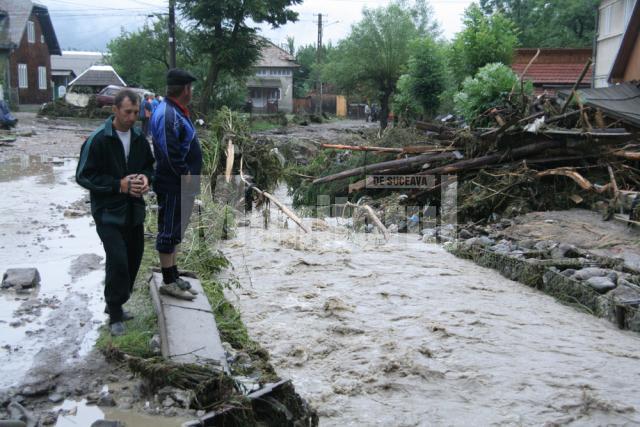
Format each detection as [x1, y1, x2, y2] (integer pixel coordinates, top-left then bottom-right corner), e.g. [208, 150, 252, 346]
[0, 155, 104, 389]
[53, 399, 189, 427]
[221, 188, 640, 426]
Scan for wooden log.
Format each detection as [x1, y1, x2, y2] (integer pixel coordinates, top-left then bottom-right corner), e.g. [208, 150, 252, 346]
[560, 58, 592, 114]
[613, 150, 640, 161]
[320, 144, 454, 155]
[415, 121, 454, 134]
[345, 202, 390, 240]
[536, 167, 612, 194]
[312, 152, 458, 185]
[546, 109, 581, 124]
[419, 140, 564, 176]
[536, 168, 595, 191]
[511, 48, 540, 97]
[321, 143, 403, 153]
[224, 140, 234, 184]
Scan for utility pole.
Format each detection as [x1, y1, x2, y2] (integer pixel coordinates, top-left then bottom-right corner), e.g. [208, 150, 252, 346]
[316, 13, 323, 115]
[168, 0, 176, 69]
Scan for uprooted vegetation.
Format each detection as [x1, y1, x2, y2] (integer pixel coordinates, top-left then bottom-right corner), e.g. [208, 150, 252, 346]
[38, 96, 112, 119]
[287, 88, 640, 226]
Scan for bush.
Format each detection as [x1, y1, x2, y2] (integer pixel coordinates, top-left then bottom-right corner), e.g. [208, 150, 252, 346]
[454, 63, 532, 126]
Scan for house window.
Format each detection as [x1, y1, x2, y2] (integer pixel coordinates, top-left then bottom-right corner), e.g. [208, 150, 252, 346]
[18, 64, 27, 88]
[600, 5, 612, 35]
[40, 34, 44, 44]
[625, 0, 635, 26]
[27, 21, 35, 43]
[38, 66, 47, 90]
[268, 88, 281, 100]
[255, 68, 268, 76]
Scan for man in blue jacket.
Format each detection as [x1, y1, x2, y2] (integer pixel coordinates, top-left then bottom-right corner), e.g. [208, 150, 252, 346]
[76, 89, 155, 336]
[150, 69, 202, 300]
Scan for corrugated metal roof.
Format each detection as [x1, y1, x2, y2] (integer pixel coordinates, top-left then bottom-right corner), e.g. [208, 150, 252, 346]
[68, 65, 126, 87]
[578, 82, 640, 127]
[51, 51, 104, 77]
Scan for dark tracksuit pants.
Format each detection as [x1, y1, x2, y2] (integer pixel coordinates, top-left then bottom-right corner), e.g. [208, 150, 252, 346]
[96, 223, 144, 323]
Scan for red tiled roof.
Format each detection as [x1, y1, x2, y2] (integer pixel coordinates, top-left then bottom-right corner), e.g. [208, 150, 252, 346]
[512, 63, 593, 85]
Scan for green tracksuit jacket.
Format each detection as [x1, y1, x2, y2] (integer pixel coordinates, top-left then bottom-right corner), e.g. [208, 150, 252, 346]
[76, 117, 155, 226]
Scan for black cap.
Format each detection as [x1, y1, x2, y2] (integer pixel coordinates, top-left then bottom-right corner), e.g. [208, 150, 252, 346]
[166, 68, 197, 86]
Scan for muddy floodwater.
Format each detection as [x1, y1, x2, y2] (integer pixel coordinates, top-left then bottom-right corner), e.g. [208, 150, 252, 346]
[222, 193, 640, 426]
[0, 155, 105, 389]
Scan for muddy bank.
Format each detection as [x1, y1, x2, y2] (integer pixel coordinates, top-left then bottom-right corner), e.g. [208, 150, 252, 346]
[220, 193, 640, 425]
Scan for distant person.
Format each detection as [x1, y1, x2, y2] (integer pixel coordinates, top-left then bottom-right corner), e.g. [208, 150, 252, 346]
[152, 94, 161, 113]
[364, 104, 371, 122]
[371, 105, 379, 122]
[0, 100, 17, 129]
[150, 69, 202, 300]
[76, 89, 155, 336]
[141, 95, 153, 137]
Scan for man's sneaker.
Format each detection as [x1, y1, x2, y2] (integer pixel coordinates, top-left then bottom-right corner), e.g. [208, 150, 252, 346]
[175, 277, 198, 295]
[159, 282, 196, 301]
[104, 305, 135, 321]
[110, 322, 126, 336]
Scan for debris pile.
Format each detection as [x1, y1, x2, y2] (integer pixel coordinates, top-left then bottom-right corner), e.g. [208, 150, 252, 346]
[38, 97, 112, 119]
[298, 91, 640, 224]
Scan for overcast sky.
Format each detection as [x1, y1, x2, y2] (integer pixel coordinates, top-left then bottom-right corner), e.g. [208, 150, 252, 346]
[41, 0, 473, 52]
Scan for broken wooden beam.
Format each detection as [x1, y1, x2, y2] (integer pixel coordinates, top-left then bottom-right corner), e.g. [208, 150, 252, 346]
[419, 140, 564, 176]
[312, 152, 458, 185]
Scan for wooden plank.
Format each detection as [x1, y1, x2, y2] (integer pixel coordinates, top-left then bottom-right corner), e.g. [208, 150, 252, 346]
[150, 273, 229, 372]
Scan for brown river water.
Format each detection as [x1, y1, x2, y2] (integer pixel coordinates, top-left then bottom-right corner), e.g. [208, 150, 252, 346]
[221, 191, 640, 426]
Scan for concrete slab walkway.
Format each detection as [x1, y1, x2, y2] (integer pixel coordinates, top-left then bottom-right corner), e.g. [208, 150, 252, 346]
[149, 273, 228, 372]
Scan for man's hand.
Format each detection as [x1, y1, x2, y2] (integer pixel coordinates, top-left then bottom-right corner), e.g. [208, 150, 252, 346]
[128, 175, 148, 198]
[119, 177, 131, 194]
[135, 174, 150, 196]
[120, 175, 149, 197]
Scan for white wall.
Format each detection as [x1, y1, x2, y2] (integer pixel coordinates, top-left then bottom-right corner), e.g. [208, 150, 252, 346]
[594, 0, 637, 87]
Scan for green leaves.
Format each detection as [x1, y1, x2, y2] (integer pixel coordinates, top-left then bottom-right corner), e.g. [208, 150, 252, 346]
[479, 0, 599, 48]
[177, 0, 302, 114]
[454, 62, 532, 125]
[449, 4, 519, 85]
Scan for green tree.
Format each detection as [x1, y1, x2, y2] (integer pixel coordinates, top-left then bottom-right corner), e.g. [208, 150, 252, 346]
[177, 0, 302, 115]
[449, 3, 519, 85]
[106, 18, 194, 91]
[323, 2, 431, 129]
[454, 62, 532, 125]
[404, 37, 447, 116]
[479, 0, 598, 47]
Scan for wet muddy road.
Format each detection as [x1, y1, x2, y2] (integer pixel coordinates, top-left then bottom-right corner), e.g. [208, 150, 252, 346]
[0, 155, 105, 389]
[222, 199, 640, 426]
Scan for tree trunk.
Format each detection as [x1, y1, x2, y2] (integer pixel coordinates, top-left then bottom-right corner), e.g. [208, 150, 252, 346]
[199, 56, 221, 115]
[379, 89, 392, 131]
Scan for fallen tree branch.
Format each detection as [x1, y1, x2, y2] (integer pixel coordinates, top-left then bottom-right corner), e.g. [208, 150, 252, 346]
[312, 152, 457, 185]
[345, 202, 390, 240]
[419, 140, 564, 176]
[240, 157, 310, 233]
[561, 57, 592, 114]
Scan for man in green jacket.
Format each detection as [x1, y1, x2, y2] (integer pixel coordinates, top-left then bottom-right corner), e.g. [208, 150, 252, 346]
[76, 89, 155, 336]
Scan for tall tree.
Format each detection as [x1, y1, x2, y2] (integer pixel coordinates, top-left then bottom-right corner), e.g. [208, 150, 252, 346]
[449, 3, 519, 85]
[106, 18, 194, 91]
[177, 0, 302, 115]
[323, 2, 428, 129]
[479, 0, 598, 47]
[402, 37, 447, 116]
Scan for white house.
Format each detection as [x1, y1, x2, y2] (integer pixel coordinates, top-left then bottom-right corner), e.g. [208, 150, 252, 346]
[594, 0, 637, 87]
[246, 42, 299, 114]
